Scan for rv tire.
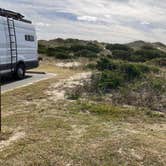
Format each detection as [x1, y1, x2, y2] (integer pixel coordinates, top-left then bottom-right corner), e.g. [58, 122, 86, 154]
[14, 63, 25, 79]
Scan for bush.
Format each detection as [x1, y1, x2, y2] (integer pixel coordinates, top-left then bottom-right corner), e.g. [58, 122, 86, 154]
[47, 48, 56, 57]
[54, 52, 71, 59]
[150, 78, 166, 92]
[97, 58, 119, 70]
[38, 44, 47, 54]
[132, 48, 166, 62]
[120, 63, 142, 80]
[112, 50, 131, 60]
[74, 49, 97, 58]
[85, 63, 97, 70]
[98, 70, 124, 91]
[47, 47, 71, 59]
[70, 43, 101, 53]
[93, 58, 156, 91]
[106, 44, 131, 51]
[45, 43, 101, 59]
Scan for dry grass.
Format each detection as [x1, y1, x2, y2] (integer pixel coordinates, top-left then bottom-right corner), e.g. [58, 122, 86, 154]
[0, 63, 166, 166]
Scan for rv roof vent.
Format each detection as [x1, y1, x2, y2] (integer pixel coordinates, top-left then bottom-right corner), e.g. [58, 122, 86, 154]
[0, 8, 32, 24]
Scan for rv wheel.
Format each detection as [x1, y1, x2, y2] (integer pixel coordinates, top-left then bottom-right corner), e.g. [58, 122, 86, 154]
[14, 64, 25, 79]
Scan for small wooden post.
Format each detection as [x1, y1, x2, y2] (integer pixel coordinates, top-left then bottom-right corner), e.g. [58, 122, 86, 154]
[0, 76, 1, 133]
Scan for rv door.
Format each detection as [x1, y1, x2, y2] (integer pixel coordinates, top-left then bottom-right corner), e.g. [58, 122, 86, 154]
[0, 17, 9, 74]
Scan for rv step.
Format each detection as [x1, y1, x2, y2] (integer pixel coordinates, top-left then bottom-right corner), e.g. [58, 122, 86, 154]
[8, 26, 14, 29]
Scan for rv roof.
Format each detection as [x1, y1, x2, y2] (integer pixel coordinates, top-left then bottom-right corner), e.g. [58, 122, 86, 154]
[0, 8, 32, 24]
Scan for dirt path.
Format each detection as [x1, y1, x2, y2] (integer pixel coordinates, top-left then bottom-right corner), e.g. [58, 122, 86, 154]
[46, 71, 92, 101]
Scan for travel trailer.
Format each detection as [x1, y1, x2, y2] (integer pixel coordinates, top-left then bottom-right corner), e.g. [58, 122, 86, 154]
[0, 8, 38, 79]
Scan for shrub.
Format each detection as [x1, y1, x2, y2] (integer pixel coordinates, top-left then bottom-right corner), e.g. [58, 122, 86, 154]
[85, 63, 97, 70]
[106, 44, 131, 51]
[93, 58, 156, 91]
[132, 48, 166, 62]
[70, 43, 101, 53]
[54, 52, 71, 59]
[98, 70, 124, 91]
[46, 43, 101, 59]
[150, 78, 166, 93]
[92, 70, 124, 92]
[112, 50, 131, 60]
[38, 44, 47, 54]
[47, 48, 56, 57]
[47, 47, 71, 59]
[120, 63, 142, 80]
[74, 49, 97, 58]
[97, 58, 119, 71]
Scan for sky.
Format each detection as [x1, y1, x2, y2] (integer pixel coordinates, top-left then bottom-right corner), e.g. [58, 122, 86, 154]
[0, 0, 166, 44]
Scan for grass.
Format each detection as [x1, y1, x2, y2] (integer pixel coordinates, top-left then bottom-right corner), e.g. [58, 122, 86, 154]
[69, 100, 165, 122]
[0, 62, 166, 166]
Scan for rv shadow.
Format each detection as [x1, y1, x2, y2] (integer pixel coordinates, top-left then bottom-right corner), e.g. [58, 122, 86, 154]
[0, 75, 32, 85]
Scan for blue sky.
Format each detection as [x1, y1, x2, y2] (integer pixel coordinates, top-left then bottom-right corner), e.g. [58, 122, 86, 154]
[0, 0, 166, 43]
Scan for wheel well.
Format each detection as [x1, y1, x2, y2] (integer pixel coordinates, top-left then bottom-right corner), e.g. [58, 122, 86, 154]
[16, 61, 25, 69]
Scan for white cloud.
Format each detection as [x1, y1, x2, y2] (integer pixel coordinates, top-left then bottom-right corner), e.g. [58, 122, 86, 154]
[141, 21, 150, 25]
[77, 15, 97, 22]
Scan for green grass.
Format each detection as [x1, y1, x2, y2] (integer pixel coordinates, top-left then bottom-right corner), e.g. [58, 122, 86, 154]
[0, 61, 166, 166]
[69, 100, 165, 122]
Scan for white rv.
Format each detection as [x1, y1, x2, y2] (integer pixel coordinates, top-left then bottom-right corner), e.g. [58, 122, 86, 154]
[0, 9, 38, 79]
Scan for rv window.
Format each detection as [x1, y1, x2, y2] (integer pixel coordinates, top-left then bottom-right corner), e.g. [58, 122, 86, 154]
[25, 35, 28, 41]
[25, 35, 35, 42]
[30, 35, 34, 41]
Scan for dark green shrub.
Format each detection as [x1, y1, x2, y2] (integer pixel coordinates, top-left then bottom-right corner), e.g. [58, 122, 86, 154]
[150, 78, 166, 92]
[47, 48, 56, 57]
[135, 64, 150, 73]
[75, 49, 97, 58]
[106, 44, 131, 51]
[133, 48, 166, 62]
[85, 63, 97, 69]
[70, 43, 101, 53]
[54, 52, 71, 59]
[38, 44, 47, 54]
[93, 70, 124, 92]
[47, 47, 71, 59]
[120, 63, 142, 80]
[97, 58, 119, 70]
[86, 43, 101, 53]
[93, 58, 156, 91]
[112, 50, 131, 60]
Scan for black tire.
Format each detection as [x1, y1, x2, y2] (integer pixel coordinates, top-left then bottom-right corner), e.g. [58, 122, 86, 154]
[14, 63, 25, 79]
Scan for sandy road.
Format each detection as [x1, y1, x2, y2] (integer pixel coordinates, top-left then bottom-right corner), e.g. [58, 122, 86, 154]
[1, 72, 56, 93]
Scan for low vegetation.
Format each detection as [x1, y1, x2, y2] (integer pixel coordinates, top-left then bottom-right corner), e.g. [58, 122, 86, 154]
[0, 38, 165, 165]
[39, 40, 102, 59]
[106, 43, 166, 62]
[95, 57, 158, 89]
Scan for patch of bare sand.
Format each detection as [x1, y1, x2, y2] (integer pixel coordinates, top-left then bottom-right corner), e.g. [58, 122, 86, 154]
[56, 62, 82, 68]
[46, 72, 92, 101]
[0, 130, 25, 151]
